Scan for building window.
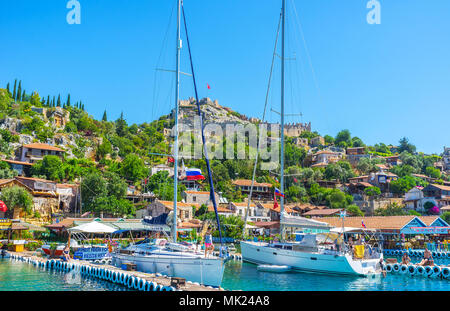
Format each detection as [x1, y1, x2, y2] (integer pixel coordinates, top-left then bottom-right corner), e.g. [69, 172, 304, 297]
[193, 196, 196, 202]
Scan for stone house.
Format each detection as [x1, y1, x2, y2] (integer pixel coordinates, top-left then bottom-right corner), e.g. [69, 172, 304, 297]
[182, 190, 219, 206]
[19, 143, 65, 163]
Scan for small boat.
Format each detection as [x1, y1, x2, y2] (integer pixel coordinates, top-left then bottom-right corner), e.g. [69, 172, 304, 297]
[257, 265, 291, 273]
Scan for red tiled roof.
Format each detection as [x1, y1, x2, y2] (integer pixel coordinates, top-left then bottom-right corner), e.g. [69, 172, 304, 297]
[303, 209, 343, 216]
[157, 200, 199, 209]
[3, 159, 33, 166]
[207, 206, 233, 213]
[23, 143, 64, 152]
[314, 216, 446, 230]
[428, 184, 450, 191]
[253, 221, 280, 229]
[232, 179, 273, 188]
[15, 176, 56, 183]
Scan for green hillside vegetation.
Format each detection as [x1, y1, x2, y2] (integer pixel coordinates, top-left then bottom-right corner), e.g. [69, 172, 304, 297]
[0, 80, 448, 218]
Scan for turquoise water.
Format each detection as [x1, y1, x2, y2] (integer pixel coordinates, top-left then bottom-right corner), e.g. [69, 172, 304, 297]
[1, 258, 449, 291]
[221, 261, 450, 291]
[0, 259, 130, 291]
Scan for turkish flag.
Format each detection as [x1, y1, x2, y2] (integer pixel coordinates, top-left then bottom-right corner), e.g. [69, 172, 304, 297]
[273, 195, 279, 210]
[168, 157, 175, 163]
[207, 83, 211, 90]
[0, 201, 7, 212]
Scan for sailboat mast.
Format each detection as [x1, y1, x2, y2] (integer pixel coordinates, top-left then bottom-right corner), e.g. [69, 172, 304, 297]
[280, 0, 286, 240]
[172, 0, 182, 243]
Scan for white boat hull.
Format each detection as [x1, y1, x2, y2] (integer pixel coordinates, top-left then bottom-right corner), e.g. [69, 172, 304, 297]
[112, 253, 226, 287]
[241, 241, 381, 277]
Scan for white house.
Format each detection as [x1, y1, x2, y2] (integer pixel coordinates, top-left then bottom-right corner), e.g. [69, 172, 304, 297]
[404, 187, 438, 213]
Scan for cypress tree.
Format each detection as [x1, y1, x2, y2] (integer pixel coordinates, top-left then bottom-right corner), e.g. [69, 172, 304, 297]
[22, 90, 26, 102]
[66, 94, 71, 107]
[6, 83, 10, 95]
[57, 94, 61, 107]
[17, 81, 22, 101]
[12, 80, 17, 100]
[102, 110, 107, 122]
[52, 96, 56, 107]
[47, 96, 50, 107]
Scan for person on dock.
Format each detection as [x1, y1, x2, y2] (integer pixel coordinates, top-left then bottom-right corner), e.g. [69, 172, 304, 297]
[418, 247, 434, 266]
[62, 245, 71, 262]
[378, 258, 386, 278]
[401, 252, 411, 265]
[204, 229, 214, 258]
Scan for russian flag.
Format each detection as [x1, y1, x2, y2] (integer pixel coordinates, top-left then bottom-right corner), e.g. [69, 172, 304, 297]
[186, 168, 205, 181]
[274, 188, 284, 198]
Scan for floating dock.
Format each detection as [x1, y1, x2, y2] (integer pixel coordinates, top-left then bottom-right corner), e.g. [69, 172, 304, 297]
[7, 251, 224, 291]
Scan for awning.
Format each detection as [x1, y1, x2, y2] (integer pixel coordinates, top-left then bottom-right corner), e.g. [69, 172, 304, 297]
[68, 221, 117, 234]
[280, 212, 331, 230]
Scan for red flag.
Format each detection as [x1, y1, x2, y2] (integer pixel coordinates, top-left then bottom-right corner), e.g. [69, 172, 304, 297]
[168, 156, 175, 163]
[207, 83, 211, 90]
[293, 177, 298, 183]
[0, 200, 7, 212]
[273, 195, 279, 210]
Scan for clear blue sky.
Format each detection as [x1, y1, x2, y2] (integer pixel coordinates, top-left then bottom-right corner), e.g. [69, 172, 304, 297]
[1, 0, 449, 154]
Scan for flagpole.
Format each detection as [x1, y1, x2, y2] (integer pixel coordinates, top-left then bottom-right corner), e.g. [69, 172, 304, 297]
[172, 0, 181, 243]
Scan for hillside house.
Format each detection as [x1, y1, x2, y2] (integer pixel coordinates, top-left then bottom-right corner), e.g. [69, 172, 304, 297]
[232, 179, 273, 200]
[309, 150, 343, 168]
[443, 147, 450, 171]
[384, 155, 402, 167]
[346, 147, 370, 166]
[310, 136, 325, 147]
[182, 190, 219, 206]
[142, 200, 194, 222]
[3, 159, 33, 176]
[19, 143, 65, 163]
[229, 202, 271, 222]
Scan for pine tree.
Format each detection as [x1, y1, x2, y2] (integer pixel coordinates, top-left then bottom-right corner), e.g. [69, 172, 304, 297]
[12, 80, 17, 100]
[66, 94, 71, 107]
[57, 94, 61, 107]
[102, 110, 107, 122]
[17, 81, 22, 101]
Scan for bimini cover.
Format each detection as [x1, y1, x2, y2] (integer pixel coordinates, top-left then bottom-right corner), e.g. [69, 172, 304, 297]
[68, 221, 116, 234]
[142, 213, 171, 232]
[143, 213, 168, 225]
[280, 212, 331, 230]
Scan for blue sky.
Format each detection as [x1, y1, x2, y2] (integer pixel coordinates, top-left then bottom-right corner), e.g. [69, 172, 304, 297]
[1, 0, 449, 154]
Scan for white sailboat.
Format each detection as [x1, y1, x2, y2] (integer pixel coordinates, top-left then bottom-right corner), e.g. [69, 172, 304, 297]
[240, 0, 383, 277]
[112, 0, 226, 287]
